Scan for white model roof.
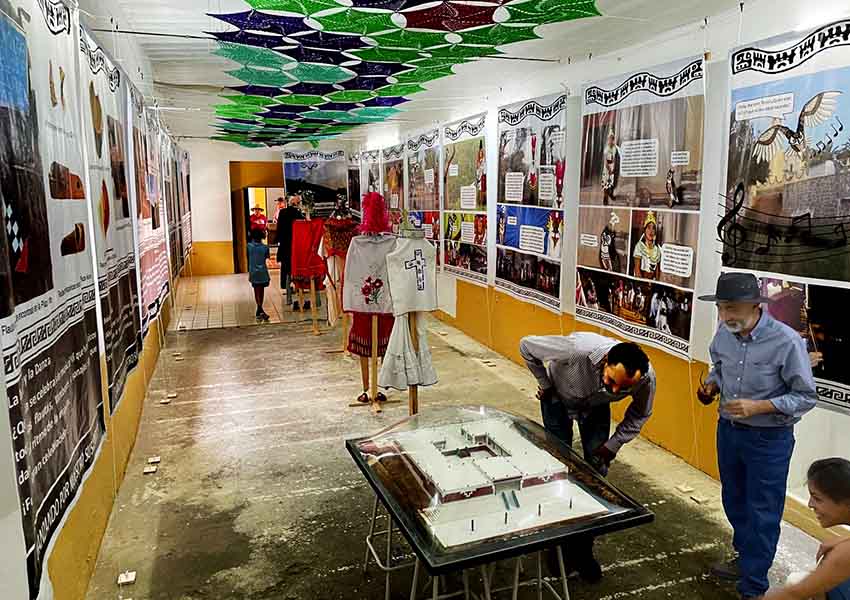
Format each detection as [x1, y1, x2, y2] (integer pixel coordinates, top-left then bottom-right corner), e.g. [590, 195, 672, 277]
[395, 432, 492, 497]
[389, 418, 567, 499]
[472, 456, 522, 482]
[461, 419, 566, 479]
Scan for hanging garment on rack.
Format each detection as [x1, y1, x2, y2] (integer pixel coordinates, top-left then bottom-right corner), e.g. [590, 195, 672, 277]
[291, 218, 326, 291]
[379, 313, 437, 391]
[348, 312, 394, 358]
[343, 234, 396, 314]
[385, 237, 437, 316]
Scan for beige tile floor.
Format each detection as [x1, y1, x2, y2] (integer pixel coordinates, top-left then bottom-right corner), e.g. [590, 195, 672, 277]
[170, 271, 330, 331]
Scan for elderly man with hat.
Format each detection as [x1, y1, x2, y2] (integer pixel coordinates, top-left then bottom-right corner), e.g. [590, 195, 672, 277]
[698, 272, 817, 600]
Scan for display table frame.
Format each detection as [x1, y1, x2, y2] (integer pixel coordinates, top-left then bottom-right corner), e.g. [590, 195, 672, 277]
[346, 406, 655, 578]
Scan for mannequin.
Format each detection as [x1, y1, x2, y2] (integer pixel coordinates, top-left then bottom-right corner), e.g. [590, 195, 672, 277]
[343, 192, 396, 407]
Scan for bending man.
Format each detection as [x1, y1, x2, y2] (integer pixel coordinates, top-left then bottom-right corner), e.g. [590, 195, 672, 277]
[520, 332, 655, 582]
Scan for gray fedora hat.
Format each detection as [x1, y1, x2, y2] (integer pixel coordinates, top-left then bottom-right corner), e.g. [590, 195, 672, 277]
[697, 272, 773, 303]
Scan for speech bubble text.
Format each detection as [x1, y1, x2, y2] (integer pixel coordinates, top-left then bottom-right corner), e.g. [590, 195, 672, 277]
[520, 225, 546, 254]
[460, 185, 477, 209]
[621, 139, 659, 177]
[735, 93, 794, 121]
[505, 172, 525, 202]
[660, 243, 694, 278]
[671, 151, 690, 166]
[461, 221, 475, 244]
[580, 234, 599, 248]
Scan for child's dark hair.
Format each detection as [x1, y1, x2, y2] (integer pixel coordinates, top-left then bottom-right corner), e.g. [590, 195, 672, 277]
[251, 228, 265, 242]
[808, 458, 850, 503]
[606, 342, 650, 378]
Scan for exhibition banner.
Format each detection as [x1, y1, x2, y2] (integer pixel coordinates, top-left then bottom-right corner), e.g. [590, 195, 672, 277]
[131, 87, 170, 333]
[577, 57, 705, 358]
[724, 20, 850, 411]
[79, 25, 142, 411]
[177, 146, 192, 259]
[347, 151, 361, 216]
[382, 143, 405, 233]
[443, 114, 488, 285]
[0, 4, 106, 596]
[361, 148, 381, 196]
[283, 149, 348, 218]
[496, 93, 567, 311]
[161, 133, 183, 277]
[406, 129, 441, 253]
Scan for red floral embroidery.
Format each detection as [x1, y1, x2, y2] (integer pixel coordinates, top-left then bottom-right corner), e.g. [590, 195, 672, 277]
[361, 276, 384, 304]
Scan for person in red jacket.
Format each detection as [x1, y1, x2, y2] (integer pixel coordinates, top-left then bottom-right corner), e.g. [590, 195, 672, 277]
[249, 206, 267, 234]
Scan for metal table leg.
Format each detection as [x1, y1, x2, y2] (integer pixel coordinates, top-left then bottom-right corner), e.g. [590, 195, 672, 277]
[364, 495, 379, 572]
[410, 559, 421, 600]
[463, 570, 471, 600]
[511, 557, 522, 600]
[556, 547, 571, 600]
[537, 552, 544, 600]
[386, 516, 394, 600]
[432, 573, 439, 600]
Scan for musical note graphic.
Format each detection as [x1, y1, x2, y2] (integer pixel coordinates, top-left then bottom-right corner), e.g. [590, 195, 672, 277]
[717, 183, 748, 266]
[784, 213, 812, 243]
[836, 116, 844, 134]
[816, 140, 827, 154]
[755, 225, 781, 255]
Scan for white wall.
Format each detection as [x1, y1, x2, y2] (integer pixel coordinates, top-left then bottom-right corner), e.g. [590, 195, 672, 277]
[181, 141, 284, 242]
[361, 0, 850, 498]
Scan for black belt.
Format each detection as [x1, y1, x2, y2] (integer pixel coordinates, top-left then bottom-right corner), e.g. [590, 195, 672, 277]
[721, 418, 792, 431]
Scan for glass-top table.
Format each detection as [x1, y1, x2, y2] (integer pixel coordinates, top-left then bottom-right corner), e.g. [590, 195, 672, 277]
[346, 405, 654, 575]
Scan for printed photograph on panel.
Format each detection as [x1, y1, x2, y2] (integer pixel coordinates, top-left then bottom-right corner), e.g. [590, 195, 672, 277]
[725, 65, 850, 280]
[577, 207, 630, 274]
[580, 96, 704, 209]
[629, 209, 700, 289]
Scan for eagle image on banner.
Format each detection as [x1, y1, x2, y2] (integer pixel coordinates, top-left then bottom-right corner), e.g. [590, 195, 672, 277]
[724, 19, 850, 413]
[496, 93, 567, 311]
[576, 57, 705, 359]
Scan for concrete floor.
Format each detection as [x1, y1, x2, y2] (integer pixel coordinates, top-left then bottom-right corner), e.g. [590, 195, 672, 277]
[171, 273, 328, 331]
[88, 280, 820, 599]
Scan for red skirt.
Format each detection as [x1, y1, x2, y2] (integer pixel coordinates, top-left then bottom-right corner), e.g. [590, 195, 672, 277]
[348, 312, 394, 358]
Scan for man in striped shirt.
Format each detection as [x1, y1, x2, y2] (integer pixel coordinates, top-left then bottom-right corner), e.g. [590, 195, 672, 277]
[520, 332, 655, 582]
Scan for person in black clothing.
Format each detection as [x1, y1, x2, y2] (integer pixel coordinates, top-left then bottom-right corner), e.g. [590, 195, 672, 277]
[277, 194, 304, 308]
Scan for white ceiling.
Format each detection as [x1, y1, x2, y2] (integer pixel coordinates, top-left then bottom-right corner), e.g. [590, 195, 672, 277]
[86, 0, 741, 145]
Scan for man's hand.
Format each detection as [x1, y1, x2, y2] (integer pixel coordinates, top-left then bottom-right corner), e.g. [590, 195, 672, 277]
[593, 444, 616, 467]
[697, 381, 719, 406]
[810, 352, 824, 368]
[725, 399, 775, 419]
[536, 386, 553, 403]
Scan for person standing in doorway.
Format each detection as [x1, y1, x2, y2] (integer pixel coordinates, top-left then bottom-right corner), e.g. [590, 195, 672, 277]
[247, 228, 270, 321]
[277, 194, 304, 309]
[249, 206, 267, 234]
[519, 332, 654, 582]
[697, 272, 817, 600]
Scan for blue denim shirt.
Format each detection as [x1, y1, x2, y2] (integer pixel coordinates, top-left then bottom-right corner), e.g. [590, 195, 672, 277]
[707, 310, 817, 427]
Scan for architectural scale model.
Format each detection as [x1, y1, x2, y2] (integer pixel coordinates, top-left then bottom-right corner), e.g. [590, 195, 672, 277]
[367, 418, 610, 547]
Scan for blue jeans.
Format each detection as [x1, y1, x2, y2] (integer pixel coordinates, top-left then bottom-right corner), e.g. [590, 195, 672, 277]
[540, 398, 611, 476]
[828, 578, 850, 600]
[717, 419, 795, 597]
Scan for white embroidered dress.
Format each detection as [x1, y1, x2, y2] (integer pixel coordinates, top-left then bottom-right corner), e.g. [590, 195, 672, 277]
[342, 234, 397, 314]
[380, 237, 439, 390]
